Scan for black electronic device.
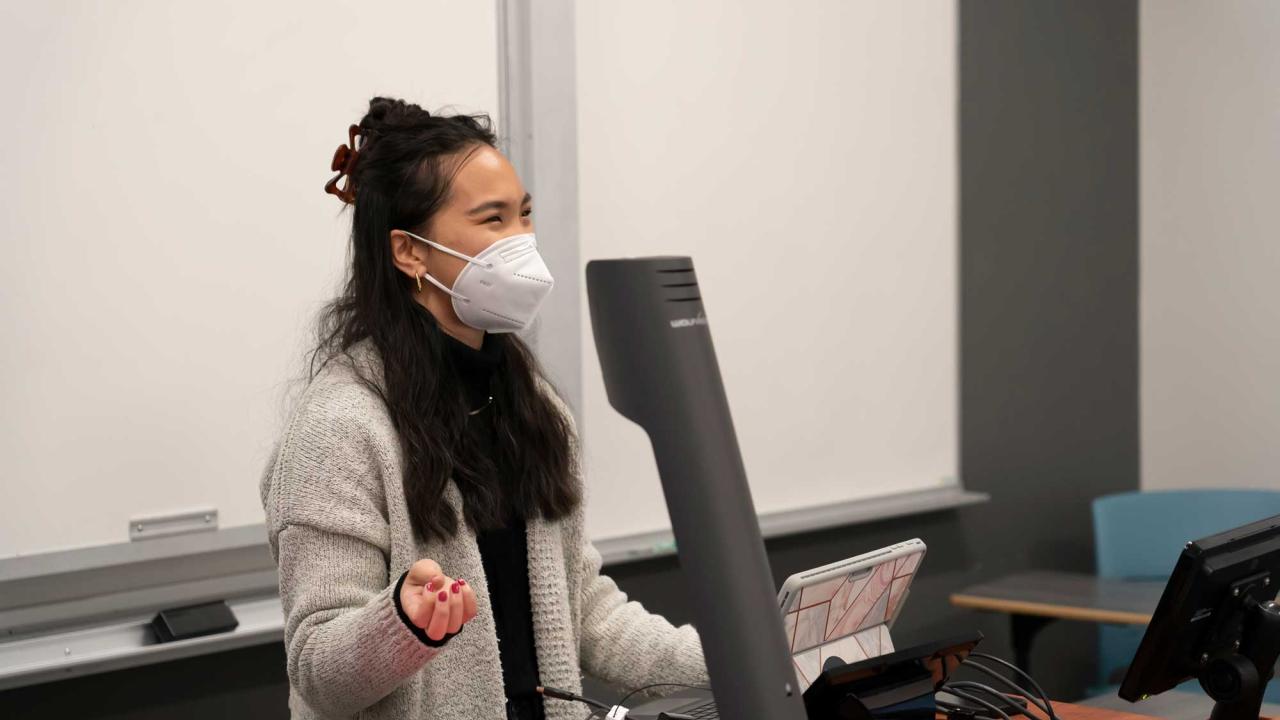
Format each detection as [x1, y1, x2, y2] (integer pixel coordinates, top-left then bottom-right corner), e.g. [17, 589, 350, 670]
[151, 599, 238, 643]
[586, 257, 806, 720]
[1119, 513, 1280, 720]
[802, 632, 985, 720]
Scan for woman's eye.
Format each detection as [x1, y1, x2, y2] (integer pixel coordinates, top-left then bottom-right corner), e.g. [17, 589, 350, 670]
[521, 207, 533, 217]
[486, 215, 502, 223]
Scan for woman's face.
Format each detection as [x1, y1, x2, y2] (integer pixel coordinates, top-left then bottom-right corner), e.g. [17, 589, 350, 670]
[396, 144, 533, 295]
[388, 143, 534, 340]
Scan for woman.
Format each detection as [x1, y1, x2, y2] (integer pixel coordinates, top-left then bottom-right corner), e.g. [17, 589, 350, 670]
[258, 96, 708, 720]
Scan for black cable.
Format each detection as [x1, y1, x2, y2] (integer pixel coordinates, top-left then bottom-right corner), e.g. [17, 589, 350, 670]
[538, 688, 609, 712]
[960, 659, 1054, 720]
[940, 685, 1012, 720]
[944, 681, 1040, 720]
[939, 699, 1018, 720]
[534, 685, 611, 713]
[967, 652, 1058, 720]
[617, 682, 711, 710]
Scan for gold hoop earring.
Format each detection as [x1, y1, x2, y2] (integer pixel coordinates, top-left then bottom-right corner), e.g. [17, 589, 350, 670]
[416, 273, 423, 292]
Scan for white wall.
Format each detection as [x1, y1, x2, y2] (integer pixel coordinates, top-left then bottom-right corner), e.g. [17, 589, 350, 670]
[575, 1, 958, 542]
[1141, 1, 1280, 490]
[0, 0, 498, 557]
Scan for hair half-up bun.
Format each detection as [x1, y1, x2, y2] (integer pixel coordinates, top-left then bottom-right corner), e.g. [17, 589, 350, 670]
[359, 96, 433, 135]
[341, 97, 496, 216]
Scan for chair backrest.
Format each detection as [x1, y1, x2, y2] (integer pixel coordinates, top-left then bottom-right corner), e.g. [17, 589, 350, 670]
[1093, 489, 1280, 580]
[1091, 489, 1280, 692]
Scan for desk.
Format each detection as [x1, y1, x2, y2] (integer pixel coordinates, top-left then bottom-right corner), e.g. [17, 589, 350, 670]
[1079, 690, 1280, 720]
[949, 571, 1163, 671]
[938, 700, 1147, 720]
[941, 698, 1279, 720]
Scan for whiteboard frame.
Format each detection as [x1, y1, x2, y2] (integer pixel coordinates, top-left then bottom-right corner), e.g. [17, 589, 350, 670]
[0, 0, 983, 684]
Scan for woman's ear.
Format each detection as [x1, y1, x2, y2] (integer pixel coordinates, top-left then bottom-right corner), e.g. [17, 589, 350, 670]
[389, 230, 427, 283]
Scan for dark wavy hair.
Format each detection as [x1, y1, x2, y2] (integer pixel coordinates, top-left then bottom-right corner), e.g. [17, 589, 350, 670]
[309, 96, 580, 543]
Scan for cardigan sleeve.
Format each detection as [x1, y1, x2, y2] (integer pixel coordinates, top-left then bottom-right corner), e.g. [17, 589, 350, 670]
[576, 533, 711, 696]
[261, 384, 452, 715]
[535, 377, 710, 696]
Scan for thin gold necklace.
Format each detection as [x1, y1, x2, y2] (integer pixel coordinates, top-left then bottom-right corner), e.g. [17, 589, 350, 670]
[467, 377, 494, 416]
[467, 395, 493, 416]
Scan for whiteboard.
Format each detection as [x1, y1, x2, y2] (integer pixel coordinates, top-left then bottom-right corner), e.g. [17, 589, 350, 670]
[0, 0, 499, 558]
[575, 1, 959, 543]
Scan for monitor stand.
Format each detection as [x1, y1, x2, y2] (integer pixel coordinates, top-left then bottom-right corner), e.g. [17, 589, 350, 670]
[1200, 599, 1280, 720]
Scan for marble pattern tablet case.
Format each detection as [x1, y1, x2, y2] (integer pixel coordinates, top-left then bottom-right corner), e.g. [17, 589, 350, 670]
[782, 549, 924, 691]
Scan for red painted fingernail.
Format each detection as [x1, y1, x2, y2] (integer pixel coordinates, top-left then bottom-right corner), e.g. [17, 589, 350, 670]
[451, 581, 461, 593]
[438, 590, 448, 602]
[458, 579, 466, 586]
[427, 578, 438, 591]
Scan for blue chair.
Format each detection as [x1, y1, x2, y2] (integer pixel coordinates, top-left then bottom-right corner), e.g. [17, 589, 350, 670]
[1092, 489, 1280, 700]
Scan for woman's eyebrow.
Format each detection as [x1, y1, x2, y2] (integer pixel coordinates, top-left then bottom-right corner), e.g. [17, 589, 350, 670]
[466, 193, 533, 216]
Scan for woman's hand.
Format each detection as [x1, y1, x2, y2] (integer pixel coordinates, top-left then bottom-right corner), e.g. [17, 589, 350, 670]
[399, 558, 478, 641]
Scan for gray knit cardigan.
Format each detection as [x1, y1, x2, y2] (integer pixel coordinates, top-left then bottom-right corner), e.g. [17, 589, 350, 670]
[258, 339, 709, 719]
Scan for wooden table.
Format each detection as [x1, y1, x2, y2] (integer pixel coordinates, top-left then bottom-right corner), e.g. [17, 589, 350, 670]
[1079, 689, 1280, 720]
[937, 700, 1151, 720]
[943, 697, 1279, 720]
[949, 571, 1164, 672]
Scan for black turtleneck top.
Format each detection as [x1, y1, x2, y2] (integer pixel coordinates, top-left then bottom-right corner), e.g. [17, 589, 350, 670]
[440, 331, 547, 720]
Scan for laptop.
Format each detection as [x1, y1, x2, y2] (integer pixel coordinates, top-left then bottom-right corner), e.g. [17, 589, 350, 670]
[624, 540, 927, 720]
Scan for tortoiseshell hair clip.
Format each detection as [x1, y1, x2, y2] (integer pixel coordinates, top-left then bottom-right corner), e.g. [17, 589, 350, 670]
[324, 124, 365, 204]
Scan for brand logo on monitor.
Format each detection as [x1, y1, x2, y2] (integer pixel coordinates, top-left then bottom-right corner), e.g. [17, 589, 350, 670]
[670, 312, 707, 329]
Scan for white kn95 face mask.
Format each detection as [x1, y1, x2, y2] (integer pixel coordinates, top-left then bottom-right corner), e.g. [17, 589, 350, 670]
[402, 230, 555, 333]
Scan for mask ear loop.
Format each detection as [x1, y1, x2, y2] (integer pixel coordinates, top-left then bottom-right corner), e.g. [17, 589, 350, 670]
[400, 229, 493, 304]
[417, 267, 469, 303]
[401, 230, 495, 270]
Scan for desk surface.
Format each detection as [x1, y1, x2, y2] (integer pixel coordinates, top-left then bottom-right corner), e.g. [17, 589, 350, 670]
[948, 696, 1280, 720]
[950, 571, 1164, 625]
[962, 700, 1146, 720]
[1079, 690, 1280, 720]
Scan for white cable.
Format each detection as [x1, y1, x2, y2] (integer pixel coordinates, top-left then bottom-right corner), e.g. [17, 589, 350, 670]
[605, 705, 630, 719]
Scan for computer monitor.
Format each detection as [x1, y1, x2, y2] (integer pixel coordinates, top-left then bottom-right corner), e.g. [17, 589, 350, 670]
[586, 257, 808, 720]
[1119, 513, 1280, 720]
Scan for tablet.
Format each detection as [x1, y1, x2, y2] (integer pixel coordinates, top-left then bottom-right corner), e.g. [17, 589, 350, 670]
[778, 538, 927, 691]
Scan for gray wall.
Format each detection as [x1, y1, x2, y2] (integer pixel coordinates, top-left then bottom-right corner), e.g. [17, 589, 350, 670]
[0, 1, 1139, 716]
[952, 0, 1140, 692]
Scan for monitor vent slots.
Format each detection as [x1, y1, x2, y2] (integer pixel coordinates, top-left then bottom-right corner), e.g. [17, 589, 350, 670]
[656, 266, 701, 302]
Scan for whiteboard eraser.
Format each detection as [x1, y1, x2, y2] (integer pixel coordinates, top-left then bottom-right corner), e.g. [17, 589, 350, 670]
[151, 600, 238, 643]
